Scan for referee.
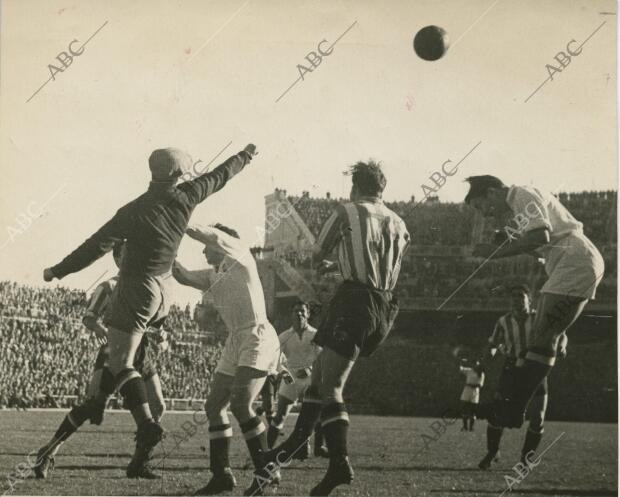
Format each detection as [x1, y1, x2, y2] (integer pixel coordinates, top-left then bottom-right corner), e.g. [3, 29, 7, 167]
[43, 144, 257, 476]
[265, 161, 410, 496]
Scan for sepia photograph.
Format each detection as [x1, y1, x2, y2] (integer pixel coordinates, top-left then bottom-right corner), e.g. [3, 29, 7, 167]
[0, 0, 617, 495]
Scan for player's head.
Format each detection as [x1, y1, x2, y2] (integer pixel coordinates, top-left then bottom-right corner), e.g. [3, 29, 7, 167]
[112, 240, 125, 268]
[347, 160, 387, 200]
[291, 300, 310, 330]
[509, 284, 531, 312]
[149, 148, 193, 183]
[464, 175, 509, 218]
[202, 223, 239, 266]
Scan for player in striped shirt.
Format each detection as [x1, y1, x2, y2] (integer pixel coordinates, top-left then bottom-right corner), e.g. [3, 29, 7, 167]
[34, 242, 169, 480]
[265, 161, 410, 496]
[465, 176, 602, 429]
[478, 284, 567, 470]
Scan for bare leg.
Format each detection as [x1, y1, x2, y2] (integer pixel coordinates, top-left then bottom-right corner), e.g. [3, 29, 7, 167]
[144, 374, 166, 423]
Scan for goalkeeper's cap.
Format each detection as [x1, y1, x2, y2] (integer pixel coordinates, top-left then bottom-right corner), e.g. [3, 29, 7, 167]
[149, 148, 193, 182]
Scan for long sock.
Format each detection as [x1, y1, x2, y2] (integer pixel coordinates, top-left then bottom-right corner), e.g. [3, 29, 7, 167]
[45, 405, 90, 456]
[289, 386, 322, 445]
[208, 424, 233, 474]
[462, 416, 468, 430]
[267, 417, 283, 448]
[117, 368, 152, 426]
[469, 417, 475, 431]
[314, 422, 324, 448]
[512, 350, 554, 411]
[521, 428, 543, 461]
[240, 416, 268, 470]
[321, 403, 349, 458]
[486, 424, 503, 457]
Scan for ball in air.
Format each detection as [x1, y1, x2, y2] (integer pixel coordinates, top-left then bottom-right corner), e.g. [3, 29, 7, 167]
[414, 25, 449, 61]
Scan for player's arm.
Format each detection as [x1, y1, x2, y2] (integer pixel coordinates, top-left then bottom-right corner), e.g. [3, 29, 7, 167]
[473, 189, 552, 259]
[186, 225, 247, 262]
[485, 319, 504, 360]
[82, 283, 110, 344]
[179, 144, 257, 206]
[312, 205, 347, 267]
[473, 228, 550, 259]
[558, 332, 568, 358]
[172, 260, 210, 290]
[44, 205, 131, 281]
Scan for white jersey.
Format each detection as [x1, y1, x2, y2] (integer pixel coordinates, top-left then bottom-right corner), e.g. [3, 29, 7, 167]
[460, 366, 485, 403]
[175, 227, 269, 332]
[506, 185, 584, 254]
[506, 185, 604, 299]
[278, 325, 320, 372]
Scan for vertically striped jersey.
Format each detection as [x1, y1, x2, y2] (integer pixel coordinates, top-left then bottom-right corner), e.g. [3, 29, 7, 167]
[316, 197, 410, 291]
[84, 275, 119, 321]
[488, 311, 535, 360]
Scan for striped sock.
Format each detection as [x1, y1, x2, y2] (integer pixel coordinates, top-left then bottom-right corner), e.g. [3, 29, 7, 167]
[208, 424, 233, 474]
[240, 417, 267, 470]
[321, 402, 350, 458]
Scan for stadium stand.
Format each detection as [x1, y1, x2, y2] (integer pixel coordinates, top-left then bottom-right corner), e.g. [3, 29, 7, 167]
[0, 281, 222, 409]
[0, 190, 616, 420]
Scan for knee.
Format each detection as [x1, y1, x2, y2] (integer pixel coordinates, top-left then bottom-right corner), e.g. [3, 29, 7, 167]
[152, 400, 166, 421]
[229, 394, 253, 423]
[205, 401, 226, 423]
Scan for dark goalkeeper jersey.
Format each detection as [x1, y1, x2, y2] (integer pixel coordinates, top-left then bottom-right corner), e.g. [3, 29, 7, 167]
[51, 152, 252, 279]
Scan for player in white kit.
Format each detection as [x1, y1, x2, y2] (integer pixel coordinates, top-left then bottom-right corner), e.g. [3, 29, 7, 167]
[267, 301, 327, 458]
[172, 224, 279, 496]
[465, 176, 604, 428]
[459, 360, 484, 432]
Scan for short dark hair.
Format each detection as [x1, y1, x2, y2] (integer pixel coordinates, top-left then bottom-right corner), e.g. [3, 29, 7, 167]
[112, 240, 125, 260]
[509, 284, 531, 295]
[347, 160, 386, 197]
[464, 175, 505, 204]
[291, 299, 309, 310]
[213, 223, 240, 239]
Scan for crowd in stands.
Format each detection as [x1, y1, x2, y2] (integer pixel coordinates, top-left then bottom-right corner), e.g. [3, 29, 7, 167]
[0, 281, 221, 409]
[285, 189, 617, 305]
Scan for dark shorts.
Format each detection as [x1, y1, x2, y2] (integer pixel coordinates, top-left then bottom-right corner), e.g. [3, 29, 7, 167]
[93, 337, 157, 380]
[496, 360, 548, 399]
[104, 273, 171, 335]
[313, 281, 399, 361]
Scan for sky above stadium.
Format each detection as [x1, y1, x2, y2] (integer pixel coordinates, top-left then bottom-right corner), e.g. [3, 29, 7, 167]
[0, 0, 617, 305]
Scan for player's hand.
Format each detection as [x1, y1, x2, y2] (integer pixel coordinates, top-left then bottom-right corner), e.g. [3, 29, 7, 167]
[558, 347, 567, 359]
[92, 326, 108, 345]
[43, 268, 56, 282]
[186, 226, 206, 242]
[280, 371, 294, 384]
[472, 243, 497, 258]
[243, 143, 258, 157]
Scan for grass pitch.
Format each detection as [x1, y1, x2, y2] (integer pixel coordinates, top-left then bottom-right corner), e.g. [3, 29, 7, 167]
[0, 410, 616, 496]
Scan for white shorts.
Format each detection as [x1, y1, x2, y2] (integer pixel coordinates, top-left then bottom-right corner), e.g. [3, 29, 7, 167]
[279, 375, 311, 402]
[541, 233, 605, 299]
[460, 386, 480, 404]
[215, 323, 279, 377]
